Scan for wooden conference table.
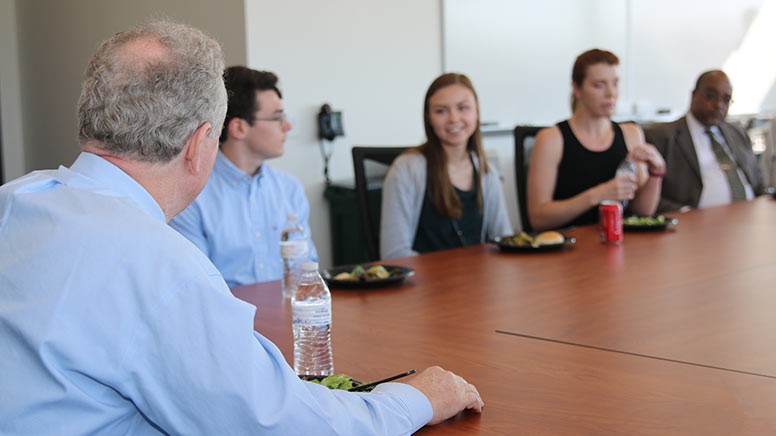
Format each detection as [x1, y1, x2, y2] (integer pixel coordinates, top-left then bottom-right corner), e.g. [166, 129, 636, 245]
[232, 197, 776, 435]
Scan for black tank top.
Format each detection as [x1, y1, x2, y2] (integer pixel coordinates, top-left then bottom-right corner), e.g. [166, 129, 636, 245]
[553, 120, 627, 227]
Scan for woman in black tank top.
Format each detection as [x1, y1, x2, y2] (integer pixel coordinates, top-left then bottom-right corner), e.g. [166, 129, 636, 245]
[526, 49, 666, 231]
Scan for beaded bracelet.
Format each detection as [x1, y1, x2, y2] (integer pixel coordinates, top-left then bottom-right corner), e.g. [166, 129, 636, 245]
[648, 169, 666, 178]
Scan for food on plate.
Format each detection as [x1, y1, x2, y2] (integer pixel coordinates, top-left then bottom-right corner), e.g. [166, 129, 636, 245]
[331, 264, 402, 281]
[501, 232, 534, 246]
[533, 231, 564, 246]
[623, 215, 666, 226]
[500, 231, 565, 247]
[306, 373, 374, 392]
[364, 265, 390, 279]
[333, 272, 358, 281]
[350, 265, 366, 277]
[308, 373, 356, 390]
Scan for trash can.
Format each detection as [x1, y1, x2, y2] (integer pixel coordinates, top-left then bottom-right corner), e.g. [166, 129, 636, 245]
[324, 181, 371, 266]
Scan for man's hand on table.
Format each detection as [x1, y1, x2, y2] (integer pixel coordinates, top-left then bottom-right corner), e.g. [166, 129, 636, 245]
[403, 366, 484, 425]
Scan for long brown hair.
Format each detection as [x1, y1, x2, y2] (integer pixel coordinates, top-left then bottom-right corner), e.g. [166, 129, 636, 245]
[415, 73, 488, 218]
[570, 48, 619, 111]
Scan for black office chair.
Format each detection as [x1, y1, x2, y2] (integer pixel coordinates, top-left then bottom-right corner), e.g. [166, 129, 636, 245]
[513, 126, 544, 233]
[351, 146, 408, 261]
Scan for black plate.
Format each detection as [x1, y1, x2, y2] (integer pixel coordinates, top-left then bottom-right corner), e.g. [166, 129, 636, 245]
[321, 265, 415, 289]
[493, 234, 575, 252]
[623, 217, 678, 232]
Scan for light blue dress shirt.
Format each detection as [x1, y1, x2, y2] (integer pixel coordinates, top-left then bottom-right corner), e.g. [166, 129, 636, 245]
[170, 151, 319, 287]
[0, 152, 432, 435]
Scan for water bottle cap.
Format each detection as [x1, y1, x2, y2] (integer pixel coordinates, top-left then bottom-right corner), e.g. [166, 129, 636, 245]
[301, 262, 318, 272]
[618, 158, 636, 171]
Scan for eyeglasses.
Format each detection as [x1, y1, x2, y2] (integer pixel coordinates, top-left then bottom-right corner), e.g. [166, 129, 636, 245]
[699, 89, 733, 106]
[249, 112, 289, 125]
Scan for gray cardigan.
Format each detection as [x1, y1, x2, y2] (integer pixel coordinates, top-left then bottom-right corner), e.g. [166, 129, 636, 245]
[379, 150, 513, 260]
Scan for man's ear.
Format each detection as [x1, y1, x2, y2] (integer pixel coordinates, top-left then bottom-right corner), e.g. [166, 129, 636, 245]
[184, 122, 213, 174]
[227, 117, 247, 140]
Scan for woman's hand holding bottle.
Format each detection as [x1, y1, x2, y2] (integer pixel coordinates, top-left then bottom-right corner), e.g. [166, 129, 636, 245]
[627, 143, 666, 179]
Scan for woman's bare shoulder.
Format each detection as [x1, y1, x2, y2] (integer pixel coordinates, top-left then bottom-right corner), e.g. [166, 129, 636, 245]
[536, 125, 561, 141]
[618, 122, 646, 149]
[533, 125, 564, 153]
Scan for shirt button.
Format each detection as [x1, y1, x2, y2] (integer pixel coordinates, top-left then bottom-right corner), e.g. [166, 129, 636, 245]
[257, 264, 264, 269]
[250, 199, 255, 204]
[255, 232, 261, 238]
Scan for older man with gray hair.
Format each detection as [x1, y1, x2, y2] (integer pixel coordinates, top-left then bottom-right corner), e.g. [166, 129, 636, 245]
[0, 21, 482, 435]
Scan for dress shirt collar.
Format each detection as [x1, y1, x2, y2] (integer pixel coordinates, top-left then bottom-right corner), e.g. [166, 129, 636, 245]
[686, 111, 722, 140]
[69, 152, 166, 223]
[215, 150, 265, 184]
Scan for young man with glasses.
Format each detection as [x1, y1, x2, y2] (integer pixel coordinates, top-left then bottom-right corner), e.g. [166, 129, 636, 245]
[171, 66, 318, 286]
[644, 70, 763, 212]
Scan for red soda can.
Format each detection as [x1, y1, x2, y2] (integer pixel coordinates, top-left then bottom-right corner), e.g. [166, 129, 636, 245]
[599, 201, 623, 245]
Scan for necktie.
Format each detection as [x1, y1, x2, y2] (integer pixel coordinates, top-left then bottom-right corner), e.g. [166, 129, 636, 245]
[705, 128, 747, 201]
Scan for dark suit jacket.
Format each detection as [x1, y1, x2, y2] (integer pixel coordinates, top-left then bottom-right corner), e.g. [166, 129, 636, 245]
[644, 116, 763, 213]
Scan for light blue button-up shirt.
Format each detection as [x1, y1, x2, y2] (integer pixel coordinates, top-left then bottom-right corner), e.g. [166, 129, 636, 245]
[0, 152, 432, 435]
[170, 151, 318, 287]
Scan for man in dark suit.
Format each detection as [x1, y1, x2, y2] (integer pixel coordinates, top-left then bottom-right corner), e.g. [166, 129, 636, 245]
[644, 70, 763, 213]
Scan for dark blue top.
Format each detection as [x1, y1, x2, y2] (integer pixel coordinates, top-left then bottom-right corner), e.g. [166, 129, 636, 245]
[412, 169, 483, 254]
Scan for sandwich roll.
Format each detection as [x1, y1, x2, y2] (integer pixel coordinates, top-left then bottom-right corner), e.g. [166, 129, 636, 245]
[534, 231, 564, 246]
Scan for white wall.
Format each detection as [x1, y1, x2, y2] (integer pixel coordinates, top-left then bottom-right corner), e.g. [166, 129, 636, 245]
[444, 0, 627, 125]
[13, 0, 247, 173]
[630, 0, 766, 117]
[244, 0, 443, 268]
[444, 0, 766, 126]
[0, 0, 25, 182]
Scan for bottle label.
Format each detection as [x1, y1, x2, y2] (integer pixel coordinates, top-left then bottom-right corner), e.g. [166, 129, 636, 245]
[281, 240, 308, 259]
[292, 300, 332, 326]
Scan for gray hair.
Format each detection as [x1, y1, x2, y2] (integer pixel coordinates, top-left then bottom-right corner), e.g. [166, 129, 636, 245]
[77, 21, 227, 163]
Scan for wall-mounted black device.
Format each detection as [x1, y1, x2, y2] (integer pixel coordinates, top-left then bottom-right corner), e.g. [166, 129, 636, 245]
[317, 103, 344, 141]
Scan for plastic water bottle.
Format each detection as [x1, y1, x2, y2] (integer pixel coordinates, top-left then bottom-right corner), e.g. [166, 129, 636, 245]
[292, 262, 334, 377]
[281, 213, 308, 299]
[615, 158, 637, 210]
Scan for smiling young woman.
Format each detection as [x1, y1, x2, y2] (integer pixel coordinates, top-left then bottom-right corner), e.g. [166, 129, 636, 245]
[526, 48, 666, 231]
[379, 73, 513, 260]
